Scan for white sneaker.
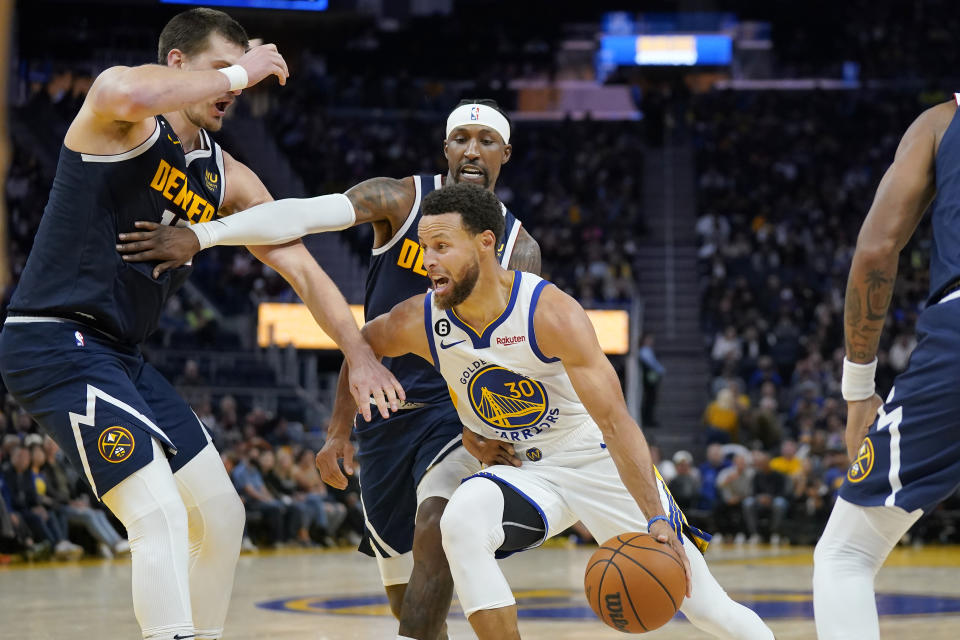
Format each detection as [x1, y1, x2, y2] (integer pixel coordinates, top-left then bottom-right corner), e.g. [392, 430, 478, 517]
[770, 534, 782, 546]
[240, 537, 258, 553]
[98, 543, 114, 559]
[748, 534, 761, 545]
[733, 532, 746, 545]
[55, 540, 84, 560]
[711, 533, 724, 545]
[113, 540, 131, 555]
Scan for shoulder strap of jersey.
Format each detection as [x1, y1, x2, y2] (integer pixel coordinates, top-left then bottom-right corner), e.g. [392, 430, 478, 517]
[955, 93, 960, 106]
[499, 206, 522, 268]
[370, 174, 435, 256]
[212, 135, 226, 211]
[423, 291, 441, 370]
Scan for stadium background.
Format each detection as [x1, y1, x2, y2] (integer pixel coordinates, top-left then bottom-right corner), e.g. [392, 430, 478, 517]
[2, 0, 959, 569]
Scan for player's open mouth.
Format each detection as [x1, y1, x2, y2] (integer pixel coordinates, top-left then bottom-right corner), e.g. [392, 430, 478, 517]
[459, 165, 485, 183]
[214, 100, 231, 116]
[432, 276, 451, 294]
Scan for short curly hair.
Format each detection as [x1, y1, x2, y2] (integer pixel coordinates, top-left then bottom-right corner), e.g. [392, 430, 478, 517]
[421, 183, 504, 240]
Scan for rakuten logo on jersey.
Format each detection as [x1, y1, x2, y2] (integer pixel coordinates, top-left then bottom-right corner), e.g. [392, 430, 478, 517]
[496, 335, 526, 346]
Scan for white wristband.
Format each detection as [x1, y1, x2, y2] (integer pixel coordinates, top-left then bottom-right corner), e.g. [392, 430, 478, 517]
[218, 65, 248, 92]
[841, 357, 877, 401]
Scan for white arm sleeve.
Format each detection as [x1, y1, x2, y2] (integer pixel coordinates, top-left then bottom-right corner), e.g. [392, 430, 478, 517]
[187, 193, 356, 249]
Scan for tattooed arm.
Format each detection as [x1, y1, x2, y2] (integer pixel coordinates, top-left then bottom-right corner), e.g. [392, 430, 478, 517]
[842, 102, 950, 456]
[345, 176, 417, 248]
[507, 227, 542, 275]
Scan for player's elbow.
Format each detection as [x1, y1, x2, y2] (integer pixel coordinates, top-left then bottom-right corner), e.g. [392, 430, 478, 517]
[854, 231, 899, 266]
[593, 408, 636, 441]
[92, 71, 153, 122]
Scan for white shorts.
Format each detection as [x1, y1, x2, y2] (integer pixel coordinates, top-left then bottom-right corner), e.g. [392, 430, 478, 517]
[373, 445, 482, 586]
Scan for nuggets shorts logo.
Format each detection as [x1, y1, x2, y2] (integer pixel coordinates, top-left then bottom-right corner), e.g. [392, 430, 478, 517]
[847, 437, 875, 483]
[525, 447, 543, 462]
[98, 426, 136, 463]
[468, 365, 548, 430]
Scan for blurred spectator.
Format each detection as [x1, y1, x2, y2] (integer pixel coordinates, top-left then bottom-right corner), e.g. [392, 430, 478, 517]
[715, 453, 754, 542]
[742, 452, 790, 544]
[667, 451, 701, 512]
[697, 444, 728, 513]
[639, 333, 666, 427]
[703, 388, 740, 444]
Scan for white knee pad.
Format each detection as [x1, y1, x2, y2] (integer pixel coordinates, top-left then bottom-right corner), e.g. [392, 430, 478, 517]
[440, 478, 514, 617]
[102, 439, 193, 640]
[175, 443, 245, 640]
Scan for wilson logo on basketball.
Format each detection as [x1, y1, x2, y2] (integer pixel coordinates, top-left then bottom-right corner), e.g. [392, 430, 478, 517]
[496, 335, 526, 346]
[604, 593, 629, 631]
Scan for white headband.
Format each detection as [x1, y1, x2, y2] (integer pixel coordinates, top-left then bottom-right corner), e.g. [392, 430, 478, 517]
[445, 103, 511, 144]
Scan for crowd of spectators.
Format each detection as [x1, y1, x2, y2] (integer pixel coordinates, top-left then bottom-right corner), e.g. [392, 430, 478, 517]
[675, 88, 960, 544]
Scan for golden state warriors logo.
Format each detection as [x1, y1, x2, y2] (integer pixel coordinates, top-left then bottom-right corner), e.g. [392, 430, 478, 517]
[468, 365, 548, 430]
[204, 169, 219, 193]
[98, 426, 135, 463]
[525, 447, 543, 462]
[847, 437, 874, 483]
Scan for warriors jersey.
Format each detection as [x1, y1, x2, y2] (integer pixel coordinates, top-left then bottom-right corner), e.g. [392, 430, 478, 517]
[9, 115, 225, 344]
[425, 271, 593, 446]
[365, 174, 523, 405]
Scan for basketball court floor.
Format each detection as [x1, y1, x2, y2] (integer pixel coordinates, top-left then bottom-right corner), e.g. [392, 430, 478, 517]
[3, 541, 960, 638]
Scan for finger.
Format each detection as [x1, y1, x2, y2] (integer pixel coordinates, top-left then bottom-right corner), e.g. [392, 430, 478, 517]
[393, 377, 406, 403]
[343, 446, 355, 476]
[656, 533, 669, 543]
[276, 53, 290, 78]
[353, 388, 372, 423]
[134, 221, 161, 230]
[116, 240, 154, 253]
[315, 452, 347, 489]
[117, 232, 156, 244]
[384, 384, 399, 413]
[371, 387, 390, 420]
[678, 548, 693, 597]
[122, 250, 159, 263]
[154, 261, 178, 279]
[264, 43, 277, 52]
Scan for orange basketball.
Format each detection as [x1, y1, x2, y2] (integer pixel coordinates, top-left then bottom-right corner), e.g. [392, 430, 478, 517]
[584, 532, 686, 633]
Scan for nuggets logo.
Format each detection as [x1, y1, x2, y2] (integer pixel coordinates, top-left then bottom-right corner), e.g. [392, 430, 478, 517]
[847, 437, 875, 483]
[204, 169, 219, 192]
[471, 106, 481, 121]
[468, 365, 548, 430]
[525, 447, 543, 462]
[98, 426, 135, 463]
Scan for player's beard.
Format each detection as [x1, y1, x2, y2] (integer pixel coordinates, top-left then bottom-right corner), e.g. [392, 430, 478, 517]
[434, 258, 480, 310]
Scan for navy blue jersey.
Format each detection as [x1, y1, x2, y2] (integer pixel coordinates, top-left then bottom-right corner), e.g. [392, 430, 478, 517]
[927, 96, 960, 303]
[364, 174, 523, 405]
[9, 116, 225, 344]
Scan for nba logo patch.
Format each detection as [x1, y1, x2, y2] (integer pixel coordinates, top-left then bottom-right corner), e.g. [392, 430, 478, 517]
[75, 331, 85, 347]
[470, 106, 481, 121]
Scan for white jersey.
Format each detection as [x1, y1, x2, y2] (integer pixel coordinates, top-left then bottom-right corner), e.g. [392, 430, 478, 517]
[425, 271, 595, 449]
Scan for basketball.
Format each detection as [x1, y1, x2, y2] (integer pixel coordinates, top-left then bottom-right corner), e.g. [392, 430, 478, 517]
[584, 532, 686, 633]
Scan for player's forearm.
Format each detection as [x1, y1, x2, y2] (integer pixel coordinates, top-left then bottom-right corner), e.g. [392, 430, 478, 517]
[92, 65, 232, 123]
[601, 419, 668, 521]
[328, 360, 359, 440]
[190, 195, 356, 249]
[844, 248, 898, 363]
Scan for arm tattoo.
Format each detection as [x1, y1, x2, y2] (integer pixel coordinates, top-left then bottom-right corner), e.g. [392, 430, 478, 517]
[507, 228, 541, 275]
[346, 177, 411, 224]
[865, 269, 894, 321]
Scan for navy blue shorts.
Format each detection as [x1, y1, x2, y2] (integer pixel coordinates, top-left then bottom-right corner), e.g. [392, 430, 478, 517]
[0, 319, 211, 498]
[841, 298, 960, 513]
[355, 403, 463, 558]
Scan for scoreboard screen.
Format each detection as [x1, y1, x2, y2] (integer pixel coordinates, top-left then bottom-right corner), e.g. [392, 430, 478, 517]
[159, 0, 328, 10]
[599, 34, 732, 67]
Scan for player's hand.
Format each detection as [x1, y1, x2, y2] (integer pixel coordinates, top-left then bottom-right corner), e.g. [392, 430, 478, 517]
[648, 518, 692, 598]
[462, 427, 522, 467]
[347, 348, 406, 422]
[235, 43, 289, 88]
[316, 434, 356, 490]
[845, 393, 883, 461]
[117, 221, 200, 278]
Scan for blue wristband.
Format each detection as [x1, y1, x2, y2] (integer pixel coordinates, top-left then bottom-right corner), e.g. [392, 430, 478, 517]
[647, 515, 670, 531]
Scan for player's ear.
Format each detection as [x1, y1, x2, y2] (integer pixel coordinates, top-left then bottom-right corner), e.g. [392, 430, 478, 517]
[442, 139, 450, 161]
[501, 143, 512, 165]
[478, 229, 497, 252]
[166, 48, 185, 69]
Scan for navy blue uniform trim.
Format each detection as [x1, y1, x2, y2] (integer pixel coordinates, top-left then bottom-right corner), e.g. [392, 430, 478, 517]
[446, 271, 521, 349]
[528, 279, 560, 363]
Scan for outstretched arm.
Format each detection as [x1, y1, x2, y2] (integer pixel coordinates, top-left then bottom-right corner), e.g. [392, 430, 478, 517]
[533, 284, 692, 596]
[117, 176, 417, 270]
[842, 102, 946, 458]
